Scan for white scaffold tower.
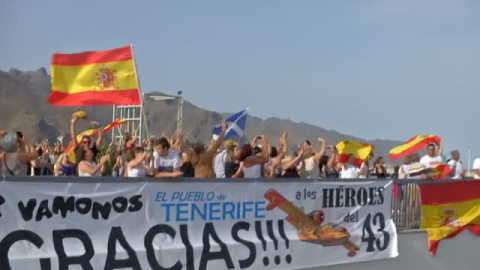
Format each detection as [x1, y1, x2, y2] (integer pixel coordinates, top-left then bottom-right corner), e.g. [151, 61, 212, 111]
[111, 92, 183, 145]
[111, 102, 148, 144]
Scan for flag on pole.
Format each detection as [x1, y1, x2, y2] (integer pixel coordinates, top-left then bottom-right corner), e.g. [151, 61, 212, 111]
[389, 134, 441, 160]
[48, 45, 141, 106]
[336, 141, 374, 167]
[213, 109, 248, 141]
[420, 181, 480, 255]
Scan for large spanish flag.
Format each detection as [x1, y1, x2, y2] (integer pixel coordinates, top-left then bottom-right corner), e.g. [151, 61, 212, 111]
[389, 135, 441, 160]
[420, 181, 480, 255]
[49, 46, 141, 106]
[336, 141, 374, 167]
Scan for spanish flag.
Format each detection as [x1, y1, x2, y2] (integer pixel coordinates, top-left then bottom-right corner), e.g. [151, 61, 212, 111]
[49, 46, 141, 106]
[420, 181, 480, 255]
[389, 135, 441, 160]
[336, 141, 374, 167]
[65, 119, 127, 162]
[432, 164, 451, 180]
[103, 119, 127, 133]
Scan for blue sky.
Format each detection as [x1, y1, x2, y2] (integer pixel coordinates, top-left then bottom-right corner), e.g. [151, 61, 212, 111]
[1, 0, 480, 164]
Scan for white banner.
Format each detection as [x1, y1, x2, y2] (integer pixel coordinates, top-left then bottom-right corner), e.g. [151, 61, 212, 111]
[0, 178, 398, 270]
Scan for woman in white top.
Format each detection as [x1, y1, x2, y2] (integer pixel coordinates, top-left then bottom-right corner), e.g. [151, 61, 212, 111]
[78, 148, 110, 177]
[233, 136, 270, 179]
[302, 138, 326, 179]
[338, 154, 360, 179]
[127, 147, 154, 177]
[265, 132, 288, 178]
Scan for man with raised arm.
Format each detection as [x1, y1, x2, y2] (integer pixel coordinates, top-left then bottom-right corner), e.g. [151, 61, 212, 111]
[420, 142, 443, 169]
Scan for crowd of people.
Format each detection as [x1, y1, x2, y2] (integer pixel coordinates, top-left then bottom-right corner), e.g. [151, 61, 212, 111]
[0, 115, 478, 180]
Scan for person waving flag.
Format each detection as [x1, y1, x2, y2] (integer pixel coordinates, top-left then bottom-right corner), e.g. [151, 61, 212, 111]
[389, 134, 441, 160]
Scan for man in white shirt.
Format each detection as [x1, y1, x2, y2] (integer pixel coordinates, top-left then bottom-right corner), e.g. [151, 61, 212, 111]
[154, 137, 183, 178]
[447, 150, 464, 179]
[473, 158, 480, 179]
[420, 143, 444, 169]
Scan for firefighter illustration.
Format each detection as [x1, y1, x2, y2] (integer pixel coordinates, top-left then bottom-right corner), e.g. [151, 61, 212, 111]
[264, 189, 360, 257]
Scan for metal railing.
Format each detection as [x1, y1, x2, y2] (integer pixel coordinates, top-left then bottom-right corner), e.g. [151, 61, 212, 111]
[391, 182, 422, 229]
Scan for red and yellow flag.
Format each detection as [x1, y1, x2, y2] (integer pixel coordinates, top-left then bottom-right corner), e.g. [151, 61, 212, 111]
[103, 119, 127, 133]
[48, 46, 141, 106]
[432, 164, 451, 180]
[420, 181, 480, 255]
[389, 134, 441, 160]
[64, 119, 127, 162]
[336, 141, 374, 167]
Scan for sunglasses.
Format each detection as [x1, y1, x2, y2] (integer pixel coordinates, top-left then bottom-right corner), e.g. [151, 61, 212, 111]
[82, 140, 92, 144]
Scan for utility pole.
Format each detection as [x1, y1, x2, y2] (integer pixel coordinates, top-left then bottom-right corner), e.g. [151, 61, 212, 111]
[176, 91, 183, 132]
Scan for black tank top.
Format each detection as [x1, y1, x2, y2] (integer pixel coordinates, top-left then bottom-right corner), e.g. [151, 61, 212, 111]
[225, 162, 239, 178]
[180, 162, 195, 177]
[283, 168, 300, 178]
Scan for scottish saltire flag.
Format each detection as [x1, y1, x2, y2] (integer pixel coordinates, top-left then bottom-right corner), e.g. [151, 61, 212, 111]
[213, 109, 248, 140]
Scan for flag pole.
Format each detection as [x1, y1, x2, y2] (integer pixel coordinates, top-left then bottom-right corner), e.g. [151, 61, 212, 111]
[130, 45, 150, 140]
[468, 147, 472, 175]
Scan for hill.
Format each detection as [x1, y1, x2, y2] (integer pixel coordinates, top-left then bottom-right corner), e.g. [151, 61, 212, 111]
[0, 68, 401, 160]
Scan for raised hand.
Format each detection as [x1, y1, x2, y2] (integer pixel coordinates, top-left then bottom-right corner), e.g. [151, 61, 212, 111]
[175, 130, 184, 139]
[100, 154, 111, 164]
[297, 147, 305, 157]
[90, 121, 100, 128]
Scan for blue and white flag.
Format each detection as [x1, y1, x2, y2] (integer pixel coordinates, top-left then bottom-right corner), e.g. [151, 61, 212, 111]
[213, 109, 248, 140]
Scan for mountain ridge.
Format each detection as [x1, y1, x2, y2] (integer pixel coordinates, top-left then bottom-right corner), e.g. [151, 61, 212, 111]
[0, 68, 402, 161]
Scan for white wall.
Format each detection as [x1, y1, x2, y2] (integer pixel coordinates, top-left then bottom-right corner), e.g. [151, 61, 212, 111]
[305, 230, 480, 270]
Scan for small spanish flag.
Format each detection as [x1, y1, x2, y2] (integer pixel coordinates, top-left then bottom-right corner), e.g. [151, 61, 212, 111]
[336, 141, 374, 167]
[432, 164, 451, 180]
[389, 135, 441, 160]
[420, 181, 480, 255]
[103, 119, 127, 133]
[48, 46, 141, 106]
